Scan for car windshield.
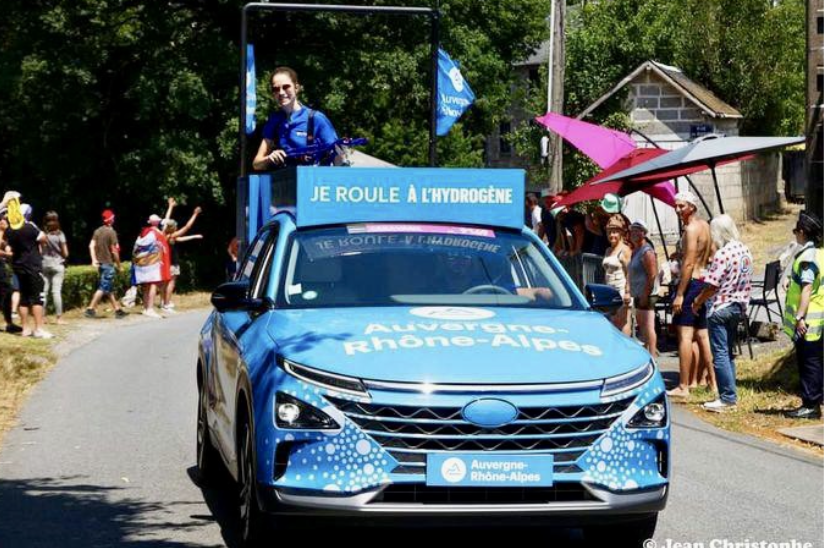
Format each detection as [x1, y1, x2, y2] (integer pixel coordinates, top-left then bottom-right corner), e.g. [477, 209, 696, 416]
[279, 223, 581, 309]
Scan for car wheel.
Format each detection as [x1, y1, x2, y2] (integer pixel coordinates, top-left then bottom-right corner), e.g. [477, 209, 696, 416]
[195, 378, 222, 485]
[583, 513, 658, 548]
[237, 417, 268, 547]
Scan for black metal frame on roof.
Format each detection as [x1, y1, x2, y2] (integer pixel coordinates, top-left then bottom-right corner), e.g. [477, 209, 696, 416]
[239, 3, 440, 177]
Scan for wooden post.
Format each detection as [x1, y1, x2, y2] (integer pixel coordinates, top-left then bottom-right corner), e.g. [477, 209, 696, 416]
[547, 0, 565, 195]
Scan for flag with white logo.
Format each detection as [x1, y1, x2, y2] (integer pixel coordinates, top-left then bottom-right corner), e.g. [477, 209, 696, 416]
[436, 48, 476, 136]
[245, 44, 256, 135]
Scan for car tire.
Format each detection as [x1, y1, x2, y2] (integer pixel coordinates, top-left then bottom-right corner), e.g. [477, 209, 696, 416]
[237, 417, 269, 547]
[582, 513, 658, 548]
[195, 378, 222, 486]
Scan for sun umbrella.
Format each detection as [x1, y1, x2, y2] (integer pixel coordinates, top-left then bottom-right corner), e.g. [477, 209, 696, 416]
[590, 136, 805, 214]
[535, 112, 636, 169]
[555, 148, 676, 207]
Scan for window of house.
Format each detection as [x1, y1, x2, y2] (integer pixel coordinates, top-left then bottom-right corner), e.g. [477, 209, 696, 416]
[499, 122, 512, 154]
[528, 68, 540, 86]
[817, 16, 823, 35]
[818, 73, 824, 94]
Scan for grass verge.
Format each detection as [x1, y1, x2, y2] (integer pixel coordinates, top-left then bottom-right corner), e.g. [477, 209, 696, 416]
[0, 337, 57, 446]
[677, 345, 823, 457]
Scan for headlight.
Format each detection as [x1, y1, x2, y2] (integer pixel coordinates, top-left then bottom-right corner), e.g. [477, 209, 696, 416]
[601, 361, 655, 397]
[628, 395, 668, 428]
[282, 358, 369, 398]
[275, 392, 339, 430]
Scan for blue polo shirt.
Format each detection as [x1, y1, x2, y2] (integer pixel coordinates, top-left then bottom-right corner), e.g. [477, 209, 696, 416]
[261, 106, 338, 153]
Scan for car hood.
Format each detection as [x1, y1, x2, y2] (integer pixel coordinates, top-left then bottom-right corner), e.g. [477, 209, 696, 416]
[267, 306, 650, 385]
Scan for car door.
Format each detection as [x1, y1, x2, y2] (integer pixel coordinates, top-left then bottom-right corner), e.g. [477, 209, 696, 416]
[211, 225, 278, 465]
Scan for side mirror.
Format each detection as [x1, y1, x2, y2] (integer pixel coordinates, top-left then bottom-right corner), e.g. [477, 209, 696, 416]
[585, 283, 623, 315]
[211, 281, 252, 312]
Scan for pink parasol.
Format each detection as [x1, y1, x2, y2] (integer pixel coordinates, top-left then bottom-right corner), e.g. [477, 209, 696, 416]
[535, 112, 636, 169]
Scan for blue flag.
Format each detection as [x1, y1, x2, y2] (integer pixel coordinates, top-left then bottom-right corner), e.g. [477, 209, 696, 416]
[436, 48, 476, 136]
[245, 44, 256, 135]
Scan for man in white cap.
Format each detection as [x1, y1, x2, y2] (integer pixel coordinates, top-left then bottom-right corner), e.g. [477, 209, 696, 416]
[668, 190, 715, 398]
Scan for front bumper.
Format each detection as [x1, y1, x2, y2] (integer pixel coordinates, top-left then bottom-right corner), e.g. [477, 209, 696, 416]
[259, 482, 668, 518]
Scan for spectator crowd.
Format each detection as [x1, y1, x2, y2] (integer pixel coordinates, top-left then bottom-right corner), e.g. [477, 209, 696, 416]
[525, 189, 823, 419]
[0, 191, 204, 338]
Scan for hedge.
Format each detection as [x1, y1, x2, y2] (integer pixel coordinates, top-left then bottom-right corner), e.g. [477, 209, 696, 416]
[0, 254, 211, 314]
[59, 263, 134, 311]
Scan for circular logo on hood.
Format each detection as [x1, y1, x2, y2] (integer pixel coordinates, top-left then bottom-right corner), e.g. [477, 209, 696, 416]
[462, 399, 519, 428]
[409, 307, 495, 321]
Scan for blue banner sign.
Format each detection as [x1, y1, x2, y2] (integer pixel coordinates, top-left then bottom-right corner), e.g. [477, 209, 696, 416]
[426, 453, 554, 487]
[294, 167, 524, 230]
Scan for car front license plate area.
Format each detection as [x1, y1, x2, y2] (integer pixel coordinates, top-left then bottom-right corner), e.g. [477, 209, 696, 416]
[426, 453, 553, 487]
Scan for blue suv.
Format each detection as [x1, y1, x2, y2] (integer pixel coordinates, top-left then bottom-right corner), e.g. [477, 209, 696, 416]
[196, 167, 669, 546]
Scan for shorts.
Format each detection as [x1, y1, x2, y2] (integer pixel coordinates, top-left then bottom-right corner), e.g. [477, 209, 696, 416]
[15, 270, 44, 307]
[634, 295, 659, 310]
[672, 278, 708, 329]
[98, 264, 116, 295]
[170, 264, 181, 277]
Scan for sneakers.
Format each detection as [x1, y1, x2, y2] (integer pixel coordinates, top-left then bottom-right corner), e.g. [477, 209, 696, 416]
[702, 399, 737, 413]
[161, 305, 177, 315]
[32, 329, 55, 339]
[142, 308, 163, 319]
[115, 309, 129, 319]
[121, 286, 138, 308]
[84, 308, 97, 319]
[5, 324, 23, 334]
[784, 406, 822, 420]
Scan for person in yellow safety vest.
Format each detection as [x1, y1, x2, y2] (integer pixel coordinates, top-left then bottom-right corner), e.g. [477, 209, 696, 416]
[783, 210, 824, 420]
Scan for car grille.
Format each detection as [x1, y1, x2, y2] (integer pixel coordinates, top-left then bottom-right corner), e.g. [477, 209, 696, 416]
[374, 484, 597, 504]
[326, 395, 635, 475]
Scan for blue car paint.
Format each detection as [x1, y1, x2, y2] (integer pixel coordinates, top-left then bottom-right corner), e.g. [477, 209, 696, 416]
[265, 307, 648, 384]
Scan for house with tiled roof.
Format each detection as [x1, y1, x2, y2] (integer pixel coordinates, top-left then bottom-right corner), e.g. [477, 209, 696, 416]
[579, 60, 742, 144]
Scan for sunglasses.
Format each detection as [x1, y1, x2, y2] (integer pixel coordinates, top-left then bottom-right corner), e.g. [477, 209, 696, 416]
[271, 84, 293, 93]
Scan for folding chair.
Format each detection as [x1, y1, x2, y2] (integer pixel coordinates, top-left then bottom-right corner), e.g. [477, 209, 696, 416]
[748, 260, 783, 324]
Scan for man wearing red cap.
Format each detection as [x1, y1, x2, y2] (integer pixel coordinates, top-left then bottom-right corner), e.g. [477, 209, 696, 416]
[84, 209, 128, 319]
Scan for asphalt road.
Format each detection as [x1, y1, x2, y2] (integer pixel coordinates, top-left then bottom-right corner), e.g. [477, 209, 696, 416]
[0, 311, 822, 548]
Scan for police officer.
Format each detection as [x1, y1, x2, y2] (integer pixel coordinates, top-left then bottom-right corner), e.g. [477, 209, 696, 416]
[783, 211, 824, 419]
